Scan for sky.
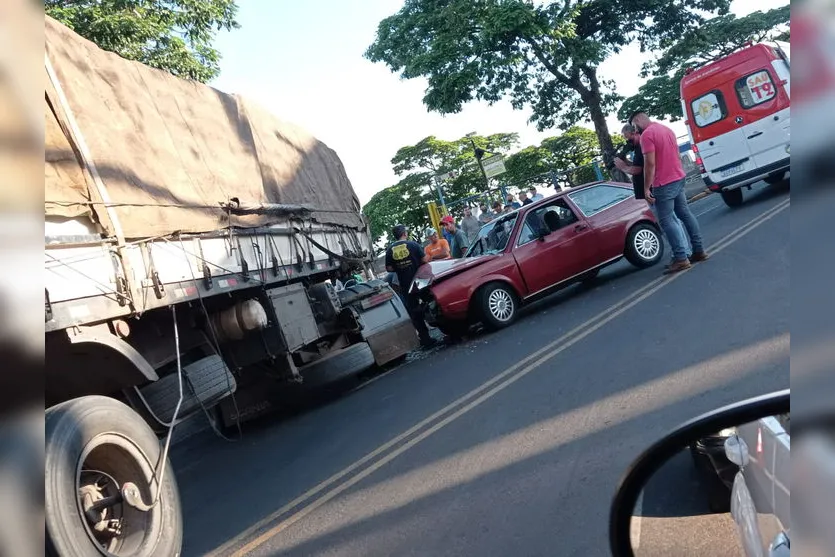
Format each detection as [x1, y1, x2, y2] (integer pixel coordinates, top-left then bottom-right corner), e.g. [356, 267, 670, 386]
[210, 0, 789, 205]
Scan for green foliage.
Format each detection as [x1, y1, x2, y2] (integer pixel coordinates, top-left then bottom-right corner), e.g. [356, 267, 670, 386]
[505, 125, 627, 190]
[366, 0, 731, 160]
[619, 6, 790, 122]
[362, 132, 519, 245]
[617, 70, 687, 122]
[504, 145, 555, 185]
[45, 0, 239, 83]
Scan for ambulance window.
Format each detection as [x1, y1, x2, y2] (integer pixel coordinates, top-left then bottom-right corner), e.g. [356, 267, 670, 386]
[690, 91, 727, 127]
[735, 70, 777, 108]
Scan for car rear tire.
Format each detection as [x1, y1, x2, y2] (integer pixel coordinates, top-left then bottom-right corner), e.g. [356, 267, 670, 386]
[624, 224, 663, 268]
[721, 188, 743, 208]
[478, 282, 519, 331]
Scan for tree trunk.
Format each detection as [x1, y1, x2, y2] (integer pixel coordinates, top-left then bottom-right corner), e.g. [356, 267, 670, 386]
[580, 68, 629, 183]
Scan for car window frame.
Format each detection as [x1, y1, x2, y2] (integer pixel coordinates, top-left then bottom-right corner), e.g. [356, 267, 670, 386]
[734, 68, 778, 109]
[465, 211, 520, 257]
[567, 184, 634, 219]
[689, 89, 729, 128]
[515, 198, 581, 247]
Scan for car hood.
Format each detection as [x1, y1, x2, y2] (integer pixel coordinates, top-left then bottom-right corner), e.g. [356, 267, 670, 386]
[415, 255, 498, 283]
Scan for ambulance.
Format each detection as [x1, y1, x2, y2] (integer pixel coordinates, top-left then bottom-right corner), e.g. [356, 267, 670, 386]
[680, 42, 790, 207]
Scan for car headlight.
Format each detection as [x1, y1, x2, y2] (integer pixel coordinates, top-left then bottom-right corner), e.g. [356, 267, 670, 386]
[412, 277, 431, 291]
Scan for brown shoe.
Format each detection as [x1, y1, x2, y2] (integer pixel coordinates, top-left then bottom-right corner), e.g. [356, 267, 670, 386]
[663, 259, 692, 274]
[689, 251, 710, 263]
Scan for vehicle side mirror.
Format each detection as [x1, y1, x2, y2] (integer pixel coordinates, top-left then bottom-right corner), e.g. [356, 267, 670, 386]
[609, 389, 791, 557]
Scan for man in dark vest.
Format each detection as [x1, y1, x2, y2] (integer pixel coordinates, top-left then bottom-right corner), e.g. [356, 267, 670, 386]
[384, 224, 437, 348]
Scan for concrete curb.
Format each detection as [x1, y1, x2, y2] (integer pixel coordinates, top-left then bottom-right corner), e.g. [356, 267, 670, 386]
[687, 190, 711, 204]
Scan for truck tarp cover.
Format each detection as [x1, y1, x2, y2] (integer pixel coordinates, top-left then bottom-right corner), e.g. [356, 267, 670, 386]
[44, 16, 364, 239]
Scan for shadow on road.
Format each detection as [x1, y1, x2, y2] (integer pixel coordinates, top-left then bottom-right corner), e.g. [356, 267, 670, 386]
[638, 450, 714, 518]
[172, 190, 789, 556]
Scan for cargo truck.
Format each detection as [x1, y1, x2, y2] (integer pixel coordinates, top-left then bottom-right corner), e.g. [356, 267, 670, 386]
[44, 16, 418, 556]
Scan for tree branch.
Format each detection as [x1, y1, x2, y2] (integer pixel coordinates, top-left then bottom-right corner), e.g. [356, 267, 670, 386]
[525, 36, 572, 84]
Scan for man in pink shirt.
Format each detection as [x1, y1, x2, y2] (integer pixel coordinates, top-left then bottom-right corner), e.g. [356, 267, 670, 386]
[631, 111, 709, 274]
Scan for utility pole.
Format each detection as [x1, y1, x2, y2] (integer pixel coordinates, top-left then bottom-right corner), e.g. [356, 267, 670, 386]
[466, 132, 491, 190]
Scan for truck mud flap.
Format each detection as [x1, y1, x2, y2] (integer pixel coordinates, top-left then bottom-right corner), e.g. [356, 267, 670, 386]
[366, 321, 420, 366]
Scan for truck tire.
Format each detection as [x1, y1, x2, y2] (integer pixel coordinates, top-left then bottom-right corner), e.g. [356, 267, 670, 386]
[478, 282, 519, 330]
[764, 171, 786, 185]
[624, 223, 664, 268]
[46, 396, 183, 557]
[721, 188, 743, 208]
[298, 341, 376, 388]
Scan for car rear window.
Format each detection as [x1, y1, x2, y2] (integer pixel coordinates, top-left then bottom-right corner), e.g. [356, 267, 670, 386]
[735, 69, 777, 108]
[568, 184, 632, 217]
[690, 90, 728, 128]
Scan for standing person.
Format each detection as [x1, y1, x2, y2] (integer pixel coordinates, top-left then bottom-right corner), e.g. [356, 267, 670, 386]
[520, 191, 533, 206]
[613, 124, 647, 201]
[528, 187, 544, 202]
[461, 206, 481, 244]
[630, 111, 709, 274]
[423, 228, 450, 261]
[440, 215, 470, 258]
[616, 124, 690, 265]
[385, 224, 437, 347]
[506, 194, 522, 209]
[492, 201, 503, 216]
[478, 203, 494, 225]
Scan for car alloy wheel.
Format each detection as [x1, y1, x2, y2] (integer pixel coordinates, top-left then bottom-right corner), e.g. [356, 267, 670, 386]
[634, 228, 660, 261]
[488, 288, 514, 322]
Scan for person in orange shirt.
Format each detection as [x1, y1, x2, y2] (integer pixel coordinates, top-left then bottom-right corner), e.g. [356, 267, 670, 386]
[423, 228, 450, 261]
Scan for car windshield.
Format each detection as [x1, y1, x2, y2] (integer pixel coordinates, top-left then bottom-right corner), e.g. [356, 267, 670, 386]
[466, 213, 519, 257]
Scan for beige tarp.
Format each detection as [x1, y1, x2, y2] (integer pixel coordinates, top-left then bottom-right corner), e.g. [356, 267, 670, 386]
[44, 16, 364, 239]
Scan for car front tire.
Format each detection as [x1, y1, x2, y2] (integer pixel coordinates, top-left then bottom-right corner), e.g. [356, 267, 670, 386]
[478, 282, 519, 330]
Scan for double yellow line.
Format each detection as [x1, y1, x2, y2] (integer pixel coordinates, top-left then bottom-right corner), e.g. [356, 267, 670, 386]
[212, 197, 790, 557]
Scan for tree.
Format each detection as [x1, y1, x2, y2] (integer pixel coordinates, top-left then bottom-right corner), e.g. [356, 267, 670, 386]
[362, 178, 430, 247]
[366, 0, 731, 172]
[45, 0, 239, 83]
[618, 6, 790, 122]
[504, 145, 555, 186]
[362, 132, 519, 245]
[505, 126, 625, 188]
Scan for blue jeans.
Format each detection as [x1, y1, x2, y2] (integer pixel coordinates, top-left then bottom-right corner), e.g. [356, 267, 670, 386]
[652, 178, 704, 261]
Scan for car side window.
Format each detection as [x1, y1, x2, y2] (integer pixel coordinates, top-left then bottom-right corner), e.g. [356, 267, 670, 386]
[568, 184, 632, 218]
[517, 199, 579, 246]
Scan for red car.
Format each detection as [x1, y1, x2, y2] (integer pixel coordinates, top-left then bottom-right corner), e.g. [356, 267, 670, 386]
[411, 182, 664, 336]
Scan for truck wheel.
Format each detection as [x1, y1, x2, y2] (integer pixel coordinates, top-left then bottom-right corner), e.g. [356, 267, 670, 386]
[763, 171, 786, 185]
[46, 396, 183, 557]
[624, 224, 663, 268]
[478, 282, 519, 330]
[721, 188, 743, 208]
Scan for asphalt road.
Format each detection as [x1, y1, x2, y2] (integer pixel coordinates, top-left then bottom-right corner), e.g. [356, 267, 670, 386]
[171, 182, 790, 557]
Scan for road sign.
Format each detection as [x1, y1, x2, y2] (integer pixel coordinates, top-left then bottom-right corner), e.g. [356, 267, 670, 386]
[481, 155, 506, 178]
[436, 170, 458, 182]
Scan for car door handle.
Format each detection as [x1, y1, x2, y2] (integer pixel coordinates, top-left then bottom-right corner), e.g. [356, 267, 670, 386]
[574, 224, 588, 232]
[748, 131, 764, 139]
